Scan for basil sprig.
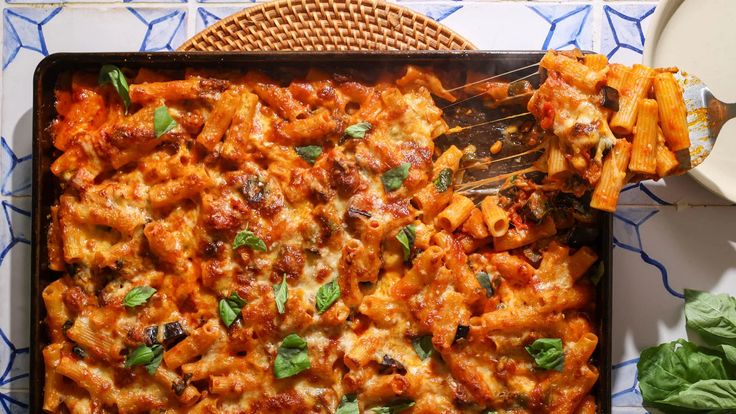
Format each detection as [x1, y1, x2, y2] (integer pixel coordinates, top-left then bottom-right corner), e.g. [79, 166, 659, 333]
[98, 65, 131, 114]
[123, 286, 156, 308]
[316, 279, 340, 314]
[433, 168, 453, 192]
[396, 225, 416, 262]
[124, 344, 163, 374]
[274, 333, 311, 379]
[219, 292, 246, 327]
[273, 275, 288, 315]
[381, 163, 411, 192]
[336, 394, 359, 414]
[344, 121, 372, 139]
[233, 230, 267, 251]
[154, 105, 177, 138]
[295, 145, 323, 165]
[525, 338, 564, 371]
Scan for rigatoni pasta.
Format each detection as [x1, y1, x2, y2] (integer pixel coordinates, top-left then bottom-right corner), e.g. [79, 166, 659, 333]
[43, 52, 689, 413]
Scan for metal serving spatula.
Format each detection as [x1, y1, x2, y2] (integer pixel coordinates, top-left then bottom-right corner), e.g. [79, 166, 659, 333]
[442, 71, 736, 196]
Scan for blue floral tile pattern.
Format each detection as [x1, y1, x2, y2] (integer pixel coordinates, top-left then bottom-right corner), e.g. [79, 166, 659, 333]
[0, 202, 30, 267]
[196, 7, 242, 31]
[2, 8, 61, 69]
[398, 4, 461, 22]
[613, 207, 683, 299]
[602, 4, 656, 64]
[0, 329, 29, 389]
[0, 138, 31, 197]
[128, 8, 187, 51]
[612, 358, 644, 407]
[529, 4, 592, 50]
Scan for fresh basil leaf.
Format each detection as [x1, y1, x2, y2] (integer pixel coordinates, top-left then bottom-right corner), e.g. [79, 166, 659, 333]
[295, 145, 323, 165]
[273, 275, 288, 315]
[685, 289, 736, 347]
[98, 65, 131, 114]
[658, 379, 736, 410]
[412, 335, 433, 360]
[433, 168, 453, 192]
[381, 163, 411, 192]
[233, 230, 267, 251]
[219, 292, 246, 327]
[145, 344, 164, 375]
[481, 411, 498, 414]
[476, 272, 494, 298]
[525, 338, 564, 371]
[396, 225, 416, 261]
[274, 333, 311, 379]
[154, 105, 177, 138]
[123, 286, 156, 308]
[316, 279, 340, 314]
[344, 121, 372, 139]
[637, 339, 733, 410]
[125, 344, 163, 374]
[719, 344, 736, 366]
[371, 399, 415, 413]
[336, 394, 359, 414]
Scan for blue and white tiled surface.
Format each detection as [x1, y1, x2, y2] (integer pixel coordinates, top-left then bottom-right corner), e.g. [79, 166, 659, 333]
[1, 1, 735, 412]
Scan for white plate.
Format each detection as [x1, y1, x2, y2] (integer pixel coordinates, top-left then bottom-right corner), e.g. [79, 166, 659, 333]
[643, 0, 736, 203]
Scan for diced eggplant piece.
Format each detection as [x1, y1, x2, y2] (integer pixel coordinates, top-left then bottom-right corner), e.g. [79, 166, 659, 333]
[162, 322, 187, 348]
[508, 80, 533, 97]
[72, 345, 87, 359]
[143, 325, 159, 346]
[347, 206, 372, 219]
[454, 325, 470, 343]
[566, 225, 600, 248]
[378, 354, 407, 375]
[539, 67, 548, 84]
[600, 86, 620, 111]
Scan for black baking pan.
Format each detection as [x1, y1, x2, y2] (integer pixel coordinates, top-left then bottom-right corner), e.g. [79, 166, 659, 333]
[31, 51, 613, 413]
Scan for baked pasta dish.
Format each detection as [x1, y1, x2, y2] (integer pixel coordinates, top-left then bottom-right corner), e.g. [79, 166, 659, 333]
[41, 50, 689, 413]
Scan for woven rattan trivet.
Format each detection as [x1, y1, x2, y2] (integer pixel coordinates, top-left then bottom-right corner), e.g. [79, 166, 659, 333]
[178, 0, 476, 52]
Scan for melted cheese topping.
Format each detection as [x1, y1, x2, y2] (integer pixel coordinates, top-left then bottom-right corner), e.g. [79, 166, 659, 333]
[44, 67, 600, 414]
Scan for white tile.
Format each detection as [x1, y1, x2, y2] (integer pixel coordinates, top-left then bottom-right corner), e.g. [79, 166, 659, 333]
[403, 2, 594, 51]
[0, 390, 29, 412]
[196, 6, 243, 32]
[612, 205, 736, 362]
[601, 3, 657, 64]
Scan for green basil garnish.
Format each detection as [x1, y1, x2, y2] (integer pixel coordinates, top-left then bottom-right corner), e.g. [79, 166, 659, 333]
[273, 275, 288, 315]
[316, 279, 340, 314]
[274, 333, 311, 379]
[475, 272, 494, 298]
[336, 394, 360, 414]
[412, 335, 433, 361]
[381, 163, 411, 192]
[153, 105, 177, 138]
[525, 338, 564, 371]
[344, 121, 372, 139]
[233, 230, 267, 252]
[124, 344, 163, 374]
[122, 286, 156, 308]
[219, 292, 246, 327]
[433, 168, 453, 192]
[98, 65, 131, 114]
[371, 399, 415, 413]
[396, 225, 416, 261]
[295, 145, 323, 165]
